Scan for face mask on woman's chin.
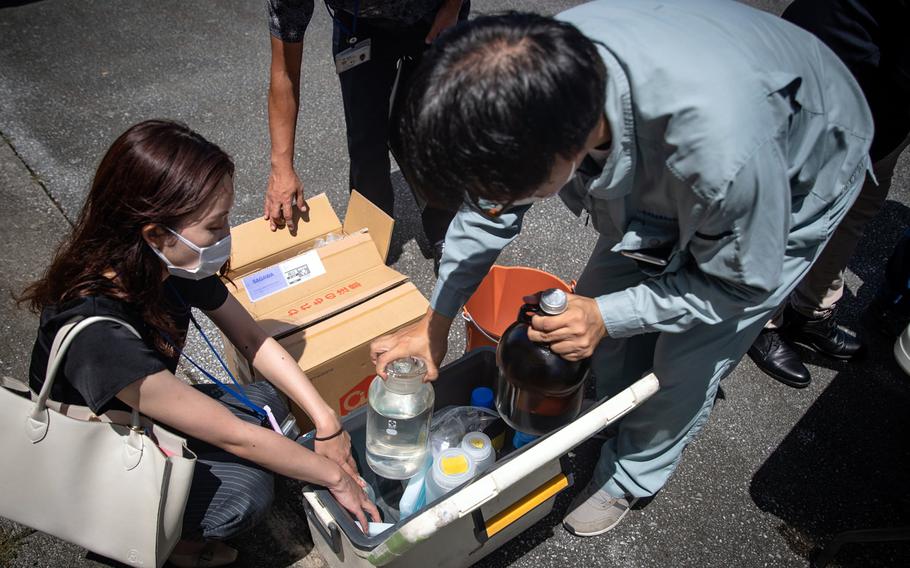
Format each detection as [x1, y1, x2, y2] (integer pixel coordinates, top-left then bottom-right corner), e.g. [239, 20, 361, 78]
[149, 227, 232, 281]
[511, 160, 578, 206]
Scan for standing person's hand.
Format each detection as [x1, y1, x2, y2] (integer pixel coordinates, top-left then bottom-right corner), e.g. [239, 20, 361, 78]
[370, 309, 453, 380]
[327, 471, 381, 533]
[425, 0, 463, 44]
[264, 166, 308, 232]
[525, 293, 607, 360]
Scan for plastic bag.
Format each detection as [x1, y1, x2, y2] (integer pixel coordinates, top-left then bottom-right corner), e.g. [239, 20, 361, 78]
[429, 406, 499, 458]
[313, 231, 345, 249]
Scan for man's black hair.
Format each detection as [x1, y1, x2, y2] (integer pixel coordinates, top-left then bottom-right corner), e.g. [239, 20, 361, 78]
[392, 12, 607, 211]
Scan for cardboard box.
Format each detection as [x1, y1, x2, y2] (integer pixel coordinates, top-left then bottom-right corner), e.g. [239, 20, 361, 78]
[221, 191, 428, 429]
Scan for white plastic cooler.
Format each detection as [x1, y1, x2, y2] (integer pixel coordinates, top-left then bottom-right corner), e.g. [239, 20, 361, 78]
[301, 348, 658, 568]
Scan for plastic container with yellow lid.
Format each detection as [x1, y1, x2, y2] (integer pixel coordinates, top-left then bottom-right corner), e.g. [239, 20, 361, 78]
[425, 448, 477, 503]
[460, 432, 495, 474]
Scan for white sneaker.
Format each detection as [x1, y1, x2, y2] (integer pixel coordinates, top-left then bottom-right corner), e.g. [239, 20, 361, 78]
[563, 482, 638, 537]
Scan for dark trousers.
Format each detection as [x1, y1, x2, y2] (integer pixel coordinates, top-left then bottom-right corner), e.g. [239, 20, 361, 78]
[181, 382, 289, 540]
[331, 8, 467, 246]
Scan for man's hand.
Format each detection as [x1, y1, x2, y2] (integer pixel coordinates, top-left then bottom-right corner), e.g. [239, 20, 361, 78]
[264, 166, 308, 232]
[370, 309, 453, 380]
[526, 293, 607, 360]
[425, 0, 462, 44]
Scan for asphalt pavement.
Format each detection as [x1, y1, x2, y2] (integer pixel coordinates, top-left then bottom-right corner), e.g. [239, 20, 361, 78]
[1, 0, 908, 567]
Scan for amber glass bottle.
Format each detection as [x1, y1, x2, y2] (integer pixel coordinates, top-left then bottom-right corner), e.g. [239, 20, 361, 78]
[495, 289, 589, 436]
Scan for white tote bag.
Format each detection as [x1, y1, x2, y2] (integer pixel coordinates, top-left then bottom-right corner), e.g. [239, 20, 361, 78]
[0, 316, 196, 568]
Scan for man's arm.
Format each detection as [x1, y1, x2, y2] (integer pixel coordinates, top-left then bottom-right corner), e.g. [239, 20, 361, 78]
[266, 37, 306, 231]
[425, 0, 465, 44]
[265, 0, 314, 231]
[371, 203, 529, 379]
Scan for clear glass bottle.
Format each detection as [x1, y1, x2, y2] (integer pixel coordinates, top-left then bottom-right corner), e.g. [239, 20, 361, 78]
[366, 357, 435, 479]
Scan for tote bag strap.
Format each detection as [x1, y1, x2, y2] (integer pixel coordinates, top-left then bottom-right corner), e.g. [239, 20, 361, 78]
[34, 316, 143, 430]
[1, 375, 30, 394]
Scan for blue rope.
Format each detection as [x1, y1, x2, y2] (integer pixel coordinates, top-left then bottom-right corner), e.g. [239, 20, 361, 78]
[166, 282, 266, 419]
[324, 0, 360, 43]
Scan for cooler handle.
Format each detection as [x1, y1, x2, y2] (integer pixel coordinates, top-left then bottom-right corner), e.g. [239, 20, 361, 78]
[303, 491, 342, 556]
[472, 471, 573, 543]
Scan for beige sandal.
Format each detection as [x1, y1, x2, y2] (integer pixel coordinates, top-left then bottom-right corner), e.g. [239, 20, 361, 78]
[169, 541, 238, 567]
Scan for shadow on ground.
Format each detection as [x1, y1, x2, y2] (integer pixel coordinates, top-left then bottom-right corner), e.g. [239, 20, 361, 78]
[0, 0, 46, 8]
[749, 198, 910, 567]
[748, 347, 910, 567]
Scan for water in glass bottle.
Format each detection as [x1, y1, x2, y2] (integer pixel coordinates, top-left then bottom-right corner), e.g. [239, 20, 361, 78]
[366, 357, 435, 479]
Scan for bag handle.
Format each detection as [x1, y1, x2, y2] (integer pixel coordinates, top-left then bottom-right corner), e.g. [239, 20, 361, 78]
[30, 316, 142, 434]
[1, 375, 30, 394]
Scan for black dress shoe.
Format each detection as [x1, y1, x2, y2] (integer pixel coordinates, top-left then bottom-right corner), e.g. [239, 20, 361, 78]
[432, 240, 445, 277]
[748, 329, 811, 389]
[782, 306, 863, 360]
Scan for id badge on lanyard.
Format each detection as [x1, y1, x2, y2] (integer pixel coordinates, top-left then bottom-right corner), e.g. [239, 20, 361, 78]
[336, 39, 372, 73]
[326, 0, 371, 73]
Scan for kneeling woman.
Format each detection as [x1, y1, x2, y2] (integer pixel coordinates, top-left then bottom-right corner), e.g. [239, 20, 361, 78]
[22, 120, 379, 567]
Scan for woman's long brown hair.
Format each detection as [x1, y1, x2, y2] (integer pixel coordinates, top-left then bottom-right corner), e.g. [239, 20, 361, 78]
[20, 119, 234, 355]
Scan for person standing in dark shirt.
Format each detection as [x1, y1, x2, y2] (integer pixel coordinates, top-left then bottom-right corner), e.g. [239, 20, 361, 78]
[21, 120, 378, 567]
[265, 0, 468, 274]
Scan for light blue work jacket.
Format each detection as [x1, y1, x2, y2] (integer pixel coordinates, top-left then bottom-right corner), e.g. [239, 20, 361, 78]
[431, 0, 873, 338]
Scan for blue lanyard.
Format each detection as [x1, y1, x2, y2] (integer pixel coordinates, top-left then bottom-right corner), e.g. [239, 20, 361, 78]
[166, 284, 282, 433]
[324, 0, 360, 44]
[180, 313, 266, 419]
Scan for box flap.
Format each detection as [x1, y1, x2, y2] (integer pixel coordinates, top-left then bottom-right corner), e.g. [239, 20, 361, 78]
[228, 193, 342, 277]
[274, 282, 429, 372]
[233, 232, 407, 337]
[343, 190, 394, 262]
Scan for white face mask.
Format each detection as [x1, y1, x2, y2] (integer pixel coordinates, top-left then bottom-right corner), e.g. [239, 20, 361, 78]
[149, 227, 231, 281]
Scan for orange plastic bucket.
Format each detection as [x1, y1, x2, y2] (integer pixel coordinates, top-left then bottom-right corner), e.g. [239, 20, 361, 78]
[462, 265, 574, 351]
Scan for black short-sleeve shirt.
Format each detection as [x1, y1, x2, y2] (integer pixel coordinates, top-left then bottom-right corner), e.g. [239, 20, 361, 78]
[782, 0, 910, 161]
[267, 0, 444, 42]
[28, 276, 229, 415]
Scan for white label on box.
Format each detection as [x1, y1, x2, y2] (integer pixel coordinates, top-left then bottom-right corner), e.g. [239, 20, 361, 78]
[242, 250, 327, 303]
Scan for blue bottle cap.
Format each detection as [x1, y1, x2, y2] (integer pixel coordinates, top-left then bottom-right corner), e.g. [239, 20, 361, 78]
[470, 387, 495, 409]
[512, 431, 539, 449]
